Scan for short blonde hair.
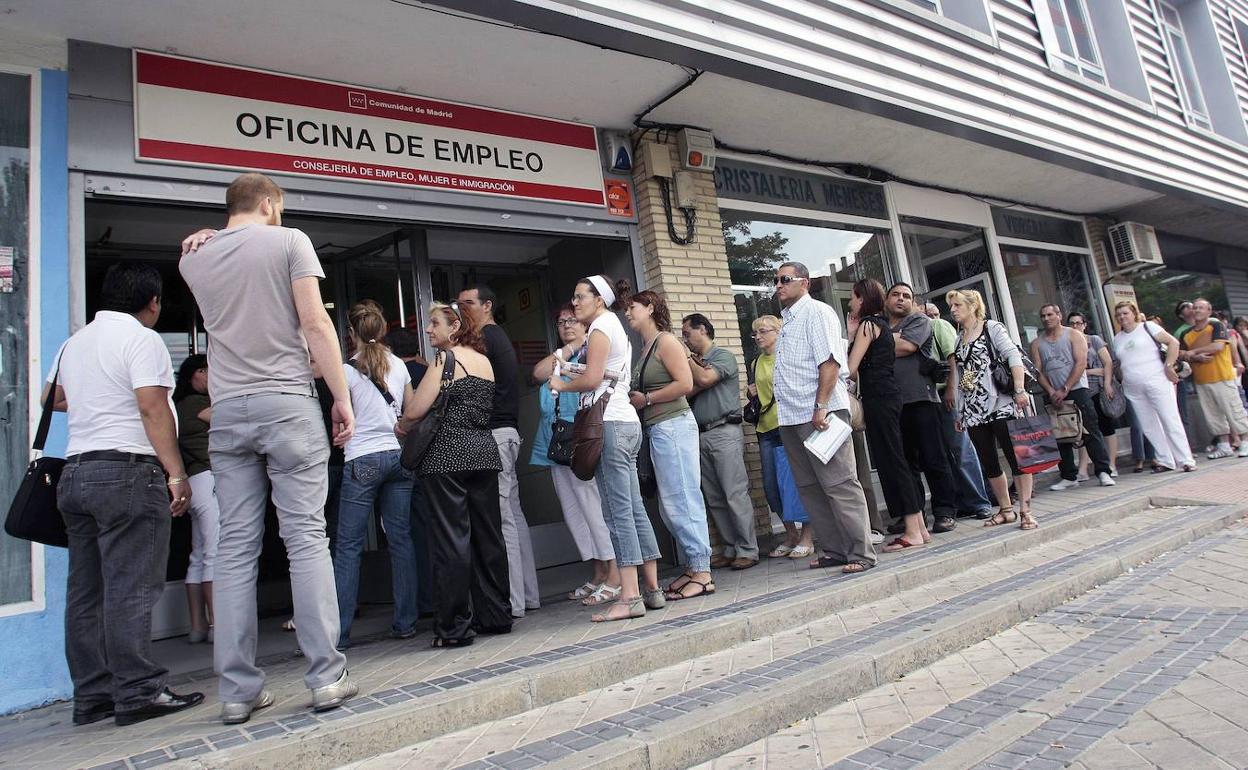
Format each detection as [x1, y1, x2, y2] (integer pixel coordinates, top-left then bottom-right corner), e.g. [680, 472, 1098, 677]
[945, 289, 986, 321]
[752, 314, 782, 332]
[1113, 300, 1142, 322]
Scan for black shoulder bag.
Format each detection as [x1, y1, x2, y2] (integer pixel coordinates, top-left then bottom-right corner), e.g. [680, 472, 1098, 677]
[399, 351, 456, 471]
[5, 369, 69, 548]
[547, 358, 576, 466]
[742, 356, 775, 425]
[634, 336, 662, 498]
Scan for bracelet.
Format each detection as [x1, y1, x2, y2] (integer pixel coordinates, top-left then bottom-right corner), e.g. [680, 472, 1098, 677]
[167, 476, 187, 485]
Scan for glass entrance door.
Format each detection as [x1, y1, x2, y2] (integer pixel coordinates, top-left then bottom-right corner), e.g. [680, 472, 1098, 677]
[901, 217, 1003, 322]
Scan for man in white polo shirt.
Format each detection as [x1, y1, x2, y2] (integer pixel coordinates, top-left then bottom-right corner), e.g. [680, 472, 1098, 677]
[47, 263, 203, 727]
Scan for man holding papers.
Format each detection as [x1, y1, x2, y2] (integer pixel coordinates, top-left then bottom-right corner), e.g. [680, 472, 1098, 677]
[772, 262, 877, 575]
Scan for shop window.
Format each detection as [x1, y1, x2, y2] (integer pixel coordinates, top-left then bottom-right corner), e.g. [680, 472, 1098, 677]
[1032, 0, 1152, 102]
[998, 248, 1100, 344]
[1158, 0, 1212, 131]
[0, 72, 32, 607]
[723, 212, 894, 361]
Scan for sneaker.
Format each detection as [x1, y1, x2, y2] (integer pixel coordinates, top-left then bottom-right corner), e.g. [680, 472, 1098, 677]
[1049, 478, 1081, 491]
[869, 530, 885, 545]
[1238, 444, 1248, 458]
[1098, 472, 1116, 487]
[1109, 467, 1119, 478]
[1208, 445, 1234, 459]
[221, 690, 274, 725]
[1075, 473, 1090, 483]
[311, 669, 357, 712]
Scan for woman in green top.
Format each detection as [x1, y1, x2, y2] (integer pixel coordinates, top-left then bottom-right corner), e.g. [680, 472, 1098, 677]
[749, 315, 815, 559]
[173, 354, 218, 644]
[626, 290, 714, 600]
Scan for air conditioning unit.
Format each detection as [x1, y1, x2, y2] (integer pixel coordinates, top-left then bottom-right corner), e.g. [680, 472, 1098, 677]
[1107, 222, 1163, 272]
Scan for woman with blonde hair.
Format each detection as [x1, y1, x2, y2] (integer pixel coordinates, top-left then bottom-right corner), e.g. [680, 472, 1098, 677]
[333, 302, 420, 648]
[1111, 300, 1195, 472]
[948, 289, 1036, 530]
[399, 301, 511, 646]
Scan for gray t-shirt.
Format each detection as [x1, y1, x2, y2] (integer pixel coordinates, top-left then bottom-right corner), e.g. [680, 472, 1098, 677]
[690, 345, 741, 426]
[180, 224, 325, 402]
[891, 312, 938, 404]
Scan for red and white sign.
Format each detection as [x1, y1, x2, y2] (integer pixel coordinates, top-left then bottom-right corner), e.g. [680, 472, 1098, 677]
[132, 51, 606, 207]
[605, 179, 634, 218]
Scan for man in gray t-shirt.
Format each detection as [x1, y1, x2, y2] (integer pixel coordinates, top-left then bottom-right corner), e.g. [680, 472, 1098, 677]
[180, 173, 357, 725]
[887, 284, 959, 534]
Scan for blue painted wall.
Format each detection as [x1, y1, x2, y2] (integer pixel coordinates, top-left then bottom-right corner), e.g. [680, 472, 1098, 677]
[0, 68, 72, 715]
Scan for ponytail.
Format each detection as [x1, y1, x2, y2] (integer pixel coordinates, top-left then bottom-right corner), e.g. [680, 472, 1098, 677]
[348, 302, 391, 389]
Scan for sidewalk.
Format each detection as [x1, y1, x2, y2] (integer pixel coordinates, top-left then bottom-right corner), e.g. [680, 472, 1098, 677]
[0, 459, 1243, 769]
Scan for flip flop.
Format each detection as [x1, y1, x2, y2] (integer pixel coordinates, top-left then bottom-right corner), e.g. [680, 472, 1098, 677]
[883, 538, 923, 553]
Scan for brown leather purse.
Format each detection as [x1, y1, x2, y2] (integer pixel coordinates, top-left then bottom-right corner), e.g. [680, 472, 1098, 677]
[571, 374, 618, 481]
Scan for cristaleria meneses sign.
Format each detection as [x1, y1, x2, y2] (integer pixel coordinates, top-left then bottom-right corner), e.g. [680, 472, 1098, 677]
[132, 50, 606, 206]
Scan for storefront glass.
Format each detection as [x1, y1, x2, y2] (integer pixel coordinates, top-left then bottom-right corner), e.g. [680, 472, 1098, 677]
[999, 247, 1102, 343]
[723, 212, 895, 360]
[901, 217, 1002, 321]
[0, 72, 32, 607]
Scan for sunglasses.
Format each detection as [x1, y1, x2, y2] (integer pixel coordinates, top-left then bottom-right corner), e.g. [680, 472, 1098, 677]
[773, 275, 803, 286]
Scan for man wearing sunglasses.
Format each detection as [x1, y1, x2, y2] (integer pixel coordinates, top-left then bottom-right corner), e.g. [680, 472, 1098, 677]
[771, 263, 876, 574]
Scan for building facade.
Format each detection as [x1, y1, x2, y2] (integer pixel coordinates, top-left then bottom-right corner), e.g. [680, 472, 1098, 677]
[4, 0, 1248, 713]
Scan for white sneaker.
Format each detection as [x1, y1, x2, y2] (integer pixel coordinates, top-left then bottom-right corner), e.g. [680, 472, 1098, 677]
[1098, 472, 1116, 487]
[1075, 473, 1090, 482]
[1208, 445, 1234, 459]
[1049, 478, 1080, 491]
[869, 530, 885, 545]
[1109, 467, 1119, 477]
[1237, 444, 1248, 458]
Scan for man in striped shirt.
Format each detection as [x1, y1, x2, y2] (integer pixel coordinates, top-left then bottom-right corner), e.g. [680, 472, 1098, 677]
[773, 262, 876, 574]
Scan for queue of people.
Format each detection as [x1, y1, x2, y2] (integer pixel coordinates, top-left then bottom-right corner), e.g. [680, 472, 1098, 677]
[48, 169, 1235, 733]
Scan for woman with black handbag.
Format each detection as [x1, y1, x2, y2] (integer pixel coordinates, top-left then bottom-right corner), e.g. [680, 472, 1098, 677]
[531, 303, 618, 606]
[550, 275, 663, 623]
[397, 302, 510, 646]
[948, 289, 1036, 530]
[625, 290, 713, 601]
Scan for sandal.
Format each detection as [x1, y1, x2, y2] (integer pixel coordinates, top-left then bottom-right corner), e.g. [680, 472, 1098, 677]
[788, 545, 815, 559]
[768, 544, 795, 558]
[842, 560, 874, 574]
[281, 618, 296, 632]
[431, 636, 474, 648]
[665, 576, 715, 601]
[582, 583, 621, 606]
[983, 507, 1017, 527]
[1019, 500, 1037, 531]
[567, 582, 599, 601]
[665, 572, 694, 594]
[642, 588, 667, 610]
[591, 596, 645, 623]
[809, 555, 841, 570]
[883, 538, 923, 553]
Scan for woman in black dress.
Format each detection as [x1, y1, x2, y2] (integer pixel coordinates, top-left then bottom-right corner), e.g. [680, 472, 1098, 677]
[398, 301, 511, 646]
[846, 279, 930, 554]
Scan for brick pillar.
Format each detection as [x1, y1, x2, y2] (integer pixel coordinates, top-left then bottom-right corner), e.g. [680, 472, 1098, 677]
[630, 136, 772, 538]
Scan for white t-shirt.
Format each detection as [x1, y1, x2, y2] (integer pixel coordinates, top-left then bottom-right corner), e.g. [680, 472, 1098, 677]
[342, 353, 411, 463]
[47, 311, 176, 457]
[586, 311, 638, 424]
[1113, 322, 1167, 382]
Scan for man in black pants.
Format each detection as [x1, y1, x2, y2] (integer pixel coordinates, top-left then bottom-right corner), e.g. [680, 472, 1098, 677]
[886, 283, 959, 533]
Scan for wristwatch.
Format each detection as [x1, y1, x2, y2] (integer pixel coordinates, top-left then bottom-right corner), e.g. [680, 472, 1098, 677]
[645, 394, 653, 408]
[1014, 389, 1025, 396]
[815, 401, 833, 410]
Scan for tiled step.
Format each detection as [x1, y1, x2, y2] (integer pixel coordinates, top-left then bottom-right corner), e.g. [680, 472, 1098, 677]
[341, 502, 1245, 770]
[697, 525, 1248, 770]
[162, 491, 1171, 769]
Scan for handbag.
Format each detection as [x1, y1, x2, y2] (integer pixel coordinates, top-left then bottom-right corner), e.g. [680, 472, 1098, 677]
[572, 374, 616, 482]
[632, 337, 660, 495]
[399, 351, 456, 471]
[1147, 321, 1193, 379]
[1048, 402, 1084, 445]
[743, 356, 775, 426]
[547, 395, 575, 466]
[1098, 386, 1127, 420]
[847, 384, 866, 432]
[985, 322, 1043, 396]
[5, 368, 69, 548]
[1006, 407, 1061, 475]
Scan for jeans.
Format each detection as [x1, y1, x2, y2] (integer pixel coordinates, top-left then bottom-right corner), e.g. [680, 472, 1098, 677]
[648, 411, 711, 572]
[936, 403, 993, 513]
[210, 391, 344, 702]
[59, 457, 170, 711]
[595, 420, 661, 568]
[334, 449, 417, 642]
[1057, 388, 1112, 480]
[757, 429, 784, 515]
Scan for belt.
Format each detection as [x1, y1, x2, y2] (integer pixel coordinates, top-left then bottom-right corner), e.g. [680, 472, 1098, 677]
[698, 413, 743, 433]
[67, 450, 161, 467]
